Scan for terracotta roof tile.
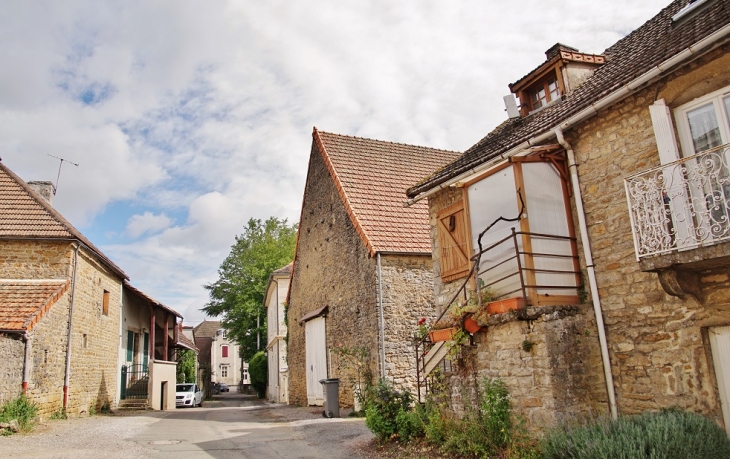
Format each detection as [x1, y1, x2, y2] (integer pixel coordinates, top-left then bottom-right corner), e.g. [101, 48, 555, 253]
[408, 0, 730, 198]
[0, 162, 127, 279]
[0, 279, 70, 331]
[123, 281, 183, 319]
[314, 129, 461, 254]
[176, 332, 199, 352]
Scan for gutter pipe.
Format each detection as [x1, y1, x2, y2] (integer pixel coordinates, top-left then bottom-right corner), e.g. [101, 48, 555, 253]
[63, 243, 80, 411]
[555, 128, 618, 420]
[376, 253, 386, 379]
[406, 22, 730, 206]
[22, 332, 30, 395]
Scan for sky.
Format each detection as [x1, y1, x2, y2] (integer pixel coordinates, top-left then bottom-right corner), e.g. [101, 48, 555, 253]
[0, 0, 672, 325]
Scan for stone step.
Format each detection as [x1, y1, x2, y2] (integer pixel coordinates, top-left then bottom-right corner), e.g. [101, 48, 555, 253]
[118, 399, 149, 410]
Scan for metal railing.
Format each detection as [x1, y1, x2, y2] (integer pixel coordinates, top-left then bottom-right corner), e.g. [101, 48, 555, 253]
[414, 228, 579, 401]
[625, 143, 730, 259]
[120, 364, 149, 400]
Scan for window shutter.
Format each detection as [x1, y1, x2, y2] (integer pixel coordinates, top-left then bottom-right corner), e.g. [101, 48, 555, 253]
[437, 200, 472, 282]
[222, 345, 229, 358]
[143, 332, 149, 367]
[649, 99, 681, 164]
[126, 330, 134, 361]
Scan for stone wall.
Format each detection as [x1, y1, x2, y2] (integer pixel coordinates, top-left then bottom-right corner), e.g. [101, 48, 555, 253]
[380, 254, 437, 394]
[0, 240, 73, 279]
[288, 143, 379, 407]
[0, 240, 123, 417]
[566, 43, 730, 420]
[0, 334, 24, 404]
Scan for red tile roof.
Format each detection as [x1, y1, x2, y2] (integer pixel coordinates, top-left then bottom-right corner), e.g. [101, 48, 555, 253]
[0, 162, 127, 279]
[124, 281, 182, 319]
[408, 0, 730, 198]
[0, 279, 70, 331]
[313, 129, 461, 255]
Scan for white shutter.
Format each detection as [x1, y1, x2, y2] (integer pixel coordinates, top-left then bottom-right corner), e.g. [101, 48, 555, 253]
[709, 326, 730, 437]
[649, 99, 681, 165]
[305, 317, 327, 406]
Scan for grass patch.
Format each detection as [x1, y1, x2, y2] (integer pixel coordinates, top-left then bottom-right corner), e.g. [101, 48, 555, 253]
[0, 396, 38, 434]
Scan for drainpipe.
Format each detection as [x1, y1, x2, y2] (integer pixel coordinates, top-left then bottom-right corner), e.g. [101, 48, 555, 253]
[376, 253, 386, 379]
[555, 128, 618, 420]
[63, 243, 81, 411]
[21, 332, 30, 394]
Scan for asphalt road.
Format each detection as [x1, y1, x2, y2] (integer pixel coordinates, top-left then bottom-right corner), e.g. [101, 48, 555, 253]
[0, 392, 376, 459]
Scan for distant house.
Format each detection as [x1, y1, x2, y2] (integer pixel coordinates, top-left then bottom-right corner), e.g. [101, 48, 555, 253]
[120, 282, 193, 410]
[264, 262, 292, 404]
[0, 163, 126, 416]
[286, 128, 460, 407]
[194, 320, 246, 390]
[406, 0, 730, 432]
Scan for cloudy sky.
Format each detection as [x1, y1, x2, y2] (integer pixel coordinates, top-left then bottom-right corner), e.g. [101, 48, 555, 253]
[1, 0, 671, 324]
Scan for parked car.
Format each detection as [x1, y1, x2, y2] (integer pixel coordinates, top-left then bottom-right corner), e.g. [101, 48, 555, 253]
[176, 383, 203, 408]
[219, 383, 230, 393]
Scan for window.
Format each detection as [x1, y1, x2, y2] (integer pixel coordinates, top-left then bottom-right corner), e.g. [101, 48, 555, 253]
[222, 345, 229, 358]
[222, 329, 227, 339]
[675, 86, 730, 156]
[102, 290, 110, 316]
[529, 75, 560, 112]
[436, 199, 472, 282]
[221, 365, 229, 378]
[242, 368, 249, 383]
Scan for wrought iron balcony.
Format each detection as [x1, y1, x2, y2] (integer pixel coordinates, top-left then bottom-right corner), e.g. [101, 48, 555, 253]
[624, 143, 730, 259]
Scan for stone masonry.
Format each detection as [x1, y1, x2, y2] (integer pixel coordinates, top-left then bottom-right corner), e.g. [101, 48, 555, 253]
[0, 240, 122, 417]
[288, 141, 438, 407]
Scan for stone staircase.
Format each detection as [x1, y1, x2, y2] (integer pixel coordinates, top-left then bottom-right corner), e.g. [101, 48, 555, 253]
[117, 398, 149, 410]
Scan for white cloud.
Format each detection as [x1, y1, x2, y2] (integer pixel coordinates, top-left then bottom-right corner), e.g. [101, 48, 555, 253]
[0, 0, 671, 324]
[126, 211, 173, 238]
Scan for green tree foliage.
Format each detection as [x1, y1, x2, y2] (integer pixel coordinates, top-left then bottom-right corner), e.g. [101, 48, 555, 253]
[176, 349, 196, 383]
[248, 351, 267, 398]
[202, 217, 297, 360]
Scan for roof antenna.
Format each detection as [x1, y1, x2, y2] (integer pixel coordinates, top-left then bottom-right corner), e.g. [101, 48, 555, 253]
[47, 154, 79, 195]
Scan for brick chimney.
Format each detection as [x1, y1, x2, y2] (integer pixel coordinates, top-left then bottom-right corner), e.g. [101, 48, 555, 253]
[27, 181, 55, 205]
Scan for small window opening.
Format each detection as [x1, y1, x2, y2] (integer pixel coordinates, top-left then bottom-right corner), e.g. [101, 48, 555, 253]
[102, 290, 110, 316]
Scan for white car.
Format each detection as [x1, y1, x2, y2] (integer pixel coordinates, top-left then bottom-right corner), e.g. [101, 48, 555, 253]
[176, 383, 203, 408]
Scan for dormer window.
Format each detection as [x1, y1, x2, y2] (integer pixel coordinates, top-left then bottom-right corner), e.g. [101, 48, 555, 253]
[529, 74, 561, 112]
[509, 43, 605, 118]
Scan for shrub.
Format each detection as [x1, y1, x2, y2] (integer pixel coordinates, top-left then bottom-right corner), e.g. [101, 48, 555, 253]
[248, 351, 267, 398]
[0, 396, 38, 433]
[541, 408, 730, 459]
[364, 379, 414, 441]
[395, 404, 426, 441]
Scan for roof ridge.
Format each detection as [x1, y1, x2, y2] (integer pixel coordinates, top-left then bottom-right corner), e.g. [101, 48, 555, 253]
[314, 127, 460, 155]
[0, 162, 128, 279]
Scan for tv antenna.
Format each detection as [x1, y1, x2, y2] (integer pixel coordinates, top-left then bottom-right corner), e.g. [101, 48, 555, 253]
[47, 154, 79, 195]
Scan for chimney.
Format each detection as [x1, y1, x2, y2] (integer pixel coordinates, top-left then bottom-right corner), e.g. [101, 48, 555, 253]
[545, 43, 578, 60]
[27, 181, 55, 205]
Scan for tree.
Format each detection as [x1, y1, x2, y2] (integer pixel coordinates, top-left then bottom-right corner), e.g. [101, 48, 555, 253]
[202, 217, 297, 361]
[176, 349, 196, 383]
[248, 351, 267, 399]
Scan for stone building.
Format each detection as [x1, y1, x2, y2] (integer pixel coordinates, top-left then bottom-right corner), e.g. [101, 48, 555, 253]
[0, 162, 127, 417]
[265, 262, 292, 404]
[286, 129, 460, 407]
[406, 0, 730, 433]
[193, 320, 246, 389]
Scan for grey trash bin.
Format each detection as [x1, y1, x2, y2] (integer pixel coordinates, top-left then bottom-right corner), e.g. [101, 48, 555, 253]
[319, 378, 340, 418]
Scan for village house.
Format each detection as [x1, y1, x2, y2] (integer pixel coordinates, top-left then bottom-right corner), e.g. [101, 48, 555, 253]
[286, 128, 460, 407]
[264, 262, 292, 404]
[406, 0, 730, 433]
[193, 320, 246, 391]
[0, 162, 127, 417]
[119, 282, 195, 410]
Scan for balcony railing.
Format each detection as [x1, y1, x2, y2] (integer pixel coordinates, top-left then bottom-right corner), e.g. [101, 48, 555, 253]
[624, 143, 730, 259]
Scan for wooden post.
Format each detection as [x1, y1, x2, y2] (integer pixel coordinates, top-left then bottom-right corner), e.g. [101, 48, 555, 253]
[149, 305, 156, 361]
[163, 312, 169, 361]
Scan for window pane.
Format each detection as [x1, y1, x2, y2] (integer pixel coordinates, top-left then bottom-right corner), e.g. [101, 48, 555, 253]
[548, 78, 560, 101]
[687, 102, 722, 152]
[724, 95, 730, 134]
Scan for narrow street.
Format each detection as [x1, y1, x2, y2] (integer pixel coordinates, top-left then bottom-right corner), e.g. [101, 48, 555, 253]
[0, 393, 375, 459]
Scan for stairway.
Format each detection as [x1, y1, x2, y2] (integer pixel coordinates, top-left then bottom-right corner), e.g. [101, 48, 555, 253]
[420, 340, 450, 378]
[117, 399, 149, 410]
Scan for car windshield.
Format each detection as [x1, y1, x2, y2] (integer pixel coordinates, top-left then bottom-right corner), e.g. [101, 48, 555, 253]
[177, 384, 194, 392]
